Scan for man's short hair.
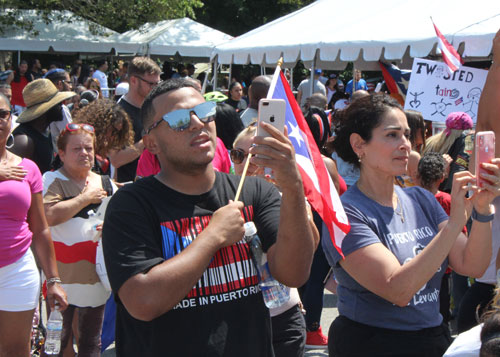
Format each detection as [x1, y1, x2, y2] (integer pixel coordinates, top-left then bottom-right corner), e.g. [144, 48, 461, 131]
[248, 75, 272, 109]
[128, 57, 161, 78]
[307, 93, 328, 109]
[44, 68, 67, 83]
[351, 90, 370, 103]
[96, 59, 107, 68]
[141, 79, 199, 132]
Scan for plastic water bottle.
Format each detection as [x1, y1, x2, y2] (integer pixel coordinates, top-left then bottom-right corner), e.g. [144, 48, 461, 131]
[44, 304, 63, 355]
[244, 221, 290, 309]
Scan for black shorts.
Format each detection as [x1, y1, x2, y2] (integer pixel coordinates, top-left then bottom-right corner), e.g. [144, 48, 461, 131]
[328, 315, 451, 357]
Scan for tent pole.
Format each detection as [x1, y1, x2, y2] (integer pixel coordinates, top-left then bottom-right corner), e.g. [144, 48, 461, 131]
[309, 52, 316, 98]
[201, 68, 209, 94]
[228, 63, 232, 89]
[290, 68, 294, 90]
[18, 51, 20, 66]
[213, 55, 218, 91]
[352, 66, 357, 97]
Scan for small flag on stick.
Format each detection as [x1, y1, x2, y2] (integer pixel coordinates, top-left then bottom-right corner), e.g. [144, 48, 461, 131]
[432, 20, 463, 73]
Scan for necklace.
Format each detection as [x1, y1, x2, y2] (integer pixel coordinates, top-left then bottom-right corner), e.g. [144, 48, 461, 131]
[357, 183, 405, 223]
[395, 194, 405, 223]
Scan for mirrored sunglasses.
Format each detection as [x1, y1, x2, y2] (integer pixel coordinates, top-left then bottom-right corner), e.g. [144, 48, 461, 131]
[230, 148, 248, 164]
[146, 101, 217, 134]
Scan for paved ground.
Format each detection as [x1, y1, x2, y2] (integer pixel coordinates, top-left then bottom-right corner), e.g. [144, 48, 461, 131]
[304, 291, 337, 357]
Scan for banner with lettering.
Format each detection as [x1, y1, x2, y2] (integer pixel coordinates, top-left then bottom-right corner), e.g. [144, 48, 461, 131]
[404, 58, 488, 122]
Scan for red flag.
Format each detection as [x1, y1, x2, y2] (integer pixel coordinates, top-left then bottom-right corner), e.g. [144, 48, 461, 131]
[267, 67, 350, 257]
[433, 22, 463, 73]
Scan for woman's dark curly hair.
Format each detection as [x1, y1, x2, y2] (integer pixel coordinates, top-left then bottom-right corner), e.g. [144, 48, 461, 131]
[417, 152, 445, 190]
[73, 99, 134, 157]
[333, 93, 402, 167]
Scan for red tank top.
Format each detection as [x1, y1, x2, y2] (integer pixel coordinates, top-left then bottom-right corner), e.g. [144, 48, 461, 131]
[11, 75, 28, 107]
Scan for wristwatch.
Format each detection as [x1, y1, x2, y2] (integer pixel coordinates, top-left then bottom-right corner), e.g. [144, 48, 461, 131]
[471, 206, 495, 223]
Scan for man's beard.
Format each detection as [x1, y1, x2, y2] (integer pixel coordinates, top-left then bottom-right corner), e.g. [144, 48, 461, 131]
[159, 142, 215, 175]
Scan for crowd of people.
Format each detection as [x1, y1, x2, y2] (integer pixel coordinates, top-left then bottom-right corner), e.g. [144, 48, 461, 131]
[1, 29, 500, 357]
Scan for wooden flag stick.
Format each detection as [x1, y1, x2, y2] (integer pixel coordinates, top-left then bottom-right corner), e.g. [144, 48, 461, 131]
[234, 153, 253, 201]
[235, 57, 284, 202]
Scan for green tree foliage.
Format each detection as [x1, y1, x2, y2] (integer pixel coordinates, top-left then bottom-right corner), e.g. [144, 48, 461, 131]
[194, 0, 315, 37]
[0, 0, 203, 35]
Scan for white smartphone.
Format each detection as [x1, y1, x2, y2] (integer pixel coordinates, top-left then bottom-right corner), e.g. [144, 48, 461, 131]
[256, 99, 286, 138]
[475, 131, 496, 188]
[256, 99, 286, 176]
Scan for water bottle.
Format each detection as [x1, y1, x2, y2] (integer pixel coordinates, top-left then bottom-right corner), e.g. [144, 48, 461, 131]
[44, 303, 63, 355]
[244, 221, 290, 309]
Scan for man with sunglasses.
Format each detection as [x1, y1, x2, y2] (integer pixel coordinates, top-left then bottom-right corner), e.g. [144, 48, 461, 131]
[102, 79, 316, 356]
[113, 57, 161, 183]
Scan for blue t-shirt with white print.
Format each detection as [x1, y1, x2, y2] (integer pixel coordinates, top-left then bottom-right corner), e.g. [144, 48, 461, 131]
[324, 184, 449, 330]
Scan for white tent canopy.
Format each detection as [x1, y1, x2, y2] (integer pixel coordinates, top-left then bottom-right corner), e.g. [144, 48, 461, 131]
[0, 10, 118, 53]
[108, 18, 233, 60]
[212, 0, 500, 70]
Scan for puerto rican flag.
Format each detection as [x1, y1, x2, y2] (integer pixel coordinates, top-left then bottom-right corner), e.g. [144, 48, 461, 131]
[433, 21, 463, 73]
[379, 62, 411, 106]
[267, 67, 350, 257]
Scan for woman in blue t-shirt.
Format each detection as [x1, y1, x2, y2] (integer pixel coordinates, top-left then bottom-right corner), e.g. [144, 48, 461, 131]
[323, 93, 500, 356]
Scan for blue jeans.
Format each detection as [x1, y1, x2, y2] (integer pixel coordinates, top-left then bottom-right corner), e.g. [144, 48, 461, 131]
[301, 240, 330, 330]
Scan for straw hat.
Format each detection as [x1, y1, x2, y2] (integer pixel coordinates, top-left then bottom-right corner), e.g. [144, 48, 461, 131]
[17, 79, 76, 124]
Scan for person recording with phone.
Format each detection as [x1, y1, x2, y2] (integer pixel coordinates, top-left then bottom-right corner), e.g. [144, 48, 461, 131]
[102, 79, 316, 356]
[456, 28, 500, 335]
[323, 93, 500, 356]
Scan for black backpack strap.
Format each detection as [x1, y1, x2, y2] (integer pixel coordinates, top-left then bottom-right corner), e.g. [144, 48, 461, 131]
[100, 175, 114, 196]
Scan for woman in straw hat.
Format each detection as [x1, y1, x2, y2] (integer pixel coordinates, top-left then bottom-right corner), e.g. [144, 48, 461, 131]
[9, 79, 75, 174]
[0, 91, 68, 355]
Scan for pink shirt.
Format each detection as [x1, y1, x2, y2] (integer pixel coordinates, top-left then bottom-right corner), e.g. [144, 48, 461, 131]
[136, 138, 231, 178]
[0, 159, 43, 267]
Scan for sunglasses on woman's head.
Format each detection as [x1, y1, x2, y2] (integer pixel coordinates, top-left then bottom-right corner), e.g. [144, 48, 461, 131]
[230, 148, 248, 164]
[66, 123, 95, 133]
[0, 109, 11, 121]
[145, 101, 216, 134]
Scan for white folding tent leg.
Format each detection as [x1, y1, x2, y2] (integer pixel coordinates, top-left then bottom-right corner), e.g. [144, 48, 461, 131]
[309, 52, 317, 98]
[201, 61, 211, 94]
